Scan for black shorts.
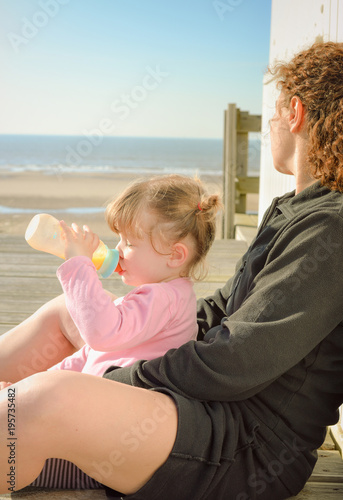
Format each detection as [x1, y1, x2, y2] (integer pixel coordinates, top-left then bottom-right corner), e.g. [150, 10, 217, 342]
[106, 389, 315, 500]
[31, 389, 315, 500]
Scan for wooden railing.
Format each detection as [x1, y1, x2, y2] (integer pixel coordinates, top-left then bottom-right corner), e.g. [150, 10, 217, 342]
[222, 103, 260, 239]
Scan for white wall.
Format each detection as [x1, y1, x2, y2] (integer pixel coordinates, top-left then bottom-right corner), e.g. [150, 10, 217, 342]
[258, 0, 343, 221]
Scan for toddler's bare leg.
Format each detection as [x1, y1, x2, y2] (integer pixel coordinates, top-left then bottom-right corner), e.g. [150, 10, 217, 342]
[0, 371, 178, 494]
[0, 294, 84, 382]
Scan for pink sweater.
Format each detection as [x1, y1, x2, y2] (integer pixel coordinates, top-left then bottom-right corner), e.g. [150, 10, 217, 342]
[49, 256, 198, 376]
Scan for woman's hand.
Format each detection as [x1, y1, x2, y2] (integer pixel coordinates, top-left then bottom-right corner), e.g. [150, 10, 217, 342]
[0, 381, 12, 391]
[59, 221, 100, 261]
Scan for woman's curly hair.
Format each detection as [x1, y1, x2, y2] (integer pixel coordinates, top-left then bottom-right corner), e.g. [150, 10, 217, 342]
[267, 41, 343, 192]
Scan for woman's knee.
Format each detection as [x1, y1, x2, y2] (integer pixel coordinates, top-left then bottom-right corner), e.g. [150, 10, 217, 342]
[13, 371, 73, 426]
[8, 371, 87, 463]
[0, 372, 70, 492]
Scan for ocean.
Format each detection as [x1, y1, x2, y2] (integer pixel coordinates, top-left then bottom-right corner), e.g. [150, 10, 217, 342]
[0, 135, 260, 215]
[0, 134, 260, 178]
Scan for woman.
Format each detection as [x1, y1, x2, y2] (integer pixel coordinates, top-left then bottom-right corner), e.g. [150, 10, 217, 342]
[1, 41, 343, 499]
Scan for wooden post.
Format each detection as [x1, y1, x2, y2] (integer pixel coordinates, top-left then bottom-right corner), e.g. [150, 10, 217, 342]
[331, 408, 343, 458]
[222, 103, 237, 239]
[236, 110, 249, 213]
[222, 104, 261, 239]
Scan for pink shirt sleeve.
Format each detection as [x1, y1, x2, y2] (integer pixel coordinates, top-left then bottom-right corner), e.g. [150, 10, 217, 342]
[56, 256, 185, 353]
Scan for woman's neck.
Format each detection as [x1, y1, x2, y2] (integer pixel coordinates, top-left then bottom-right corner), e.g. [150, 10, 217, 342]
[293, 136, 316, 194]
[295, 174, 317, 194]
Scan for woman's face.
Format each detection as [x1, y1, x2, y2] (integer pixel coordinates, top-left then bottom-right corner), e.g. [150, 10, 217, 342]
[270, 93, 295, 176]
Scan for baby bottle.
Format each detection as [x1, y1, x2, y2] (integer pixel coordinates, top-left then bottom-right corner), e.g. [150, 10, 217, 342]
[25, 213, 120, 278]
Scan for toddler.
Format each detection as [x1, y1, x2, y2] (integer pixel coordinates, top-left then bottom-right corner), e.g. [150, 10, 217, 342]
[2, 174, 221, 380]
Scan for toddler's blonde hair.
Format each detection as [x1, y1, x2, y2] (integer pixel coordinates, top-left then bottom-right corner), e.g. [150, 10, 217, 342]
[105, 174, 222, 280]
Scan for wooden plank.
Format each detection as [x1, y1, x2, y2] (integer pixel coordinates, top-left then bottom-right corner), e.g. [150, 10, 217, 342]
[193, 281, 226, 298]
[291, 482, 343, 499]
[1, 483, 343, 500]
[236, 132, 249, 178]
[289, 445, 343, 498]
[222, 103, 237, 239]
[236, 111, 261, 132]
[235, 226, 258, 246]
[321, 429, 338, 451]
[236, 176, 260, 195]
[331, 422, 343, 458]
[0, 488, 106, 499]
[310, 450, 343, 482]
[290, 482, 343, 499]
[0, 324, 15, 335]
[0, 276, 63, 297]
[235, 127, 249, 213]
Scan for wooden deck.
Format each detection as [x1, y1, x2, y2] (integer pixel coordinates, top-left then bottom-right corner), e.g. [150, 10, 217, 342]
[0, 234, 248, 335]
[0, 234, 342, 499]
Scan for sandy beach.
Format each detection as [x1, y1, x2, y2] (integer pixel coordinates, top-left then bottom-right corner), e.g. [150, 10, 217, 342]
[0, 171, 141, 237]
[0, 171, 256, 239]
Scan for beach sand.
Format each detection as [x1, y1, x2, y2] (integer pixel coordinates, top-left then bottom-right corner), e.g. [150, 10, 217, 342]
[0, 171, 258, 238]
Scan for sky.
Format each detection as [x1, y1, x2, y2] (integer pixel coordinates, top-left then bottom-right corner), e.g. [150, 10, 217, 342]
[0, 0, 272, 139]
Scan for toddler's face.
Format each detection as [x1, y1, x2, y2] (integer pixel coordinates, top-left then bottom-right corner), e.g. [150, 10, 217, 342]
[115, 212, 172, 287]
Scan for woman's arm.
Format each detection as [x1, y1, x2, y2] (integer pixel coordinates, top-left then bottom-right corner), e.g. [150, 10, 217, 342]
[196, 275, 235, 340]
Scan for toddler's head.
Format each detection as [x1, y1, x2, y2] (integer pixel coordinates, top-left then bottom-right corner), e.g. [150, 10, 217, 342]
[105, 174, 222, 282]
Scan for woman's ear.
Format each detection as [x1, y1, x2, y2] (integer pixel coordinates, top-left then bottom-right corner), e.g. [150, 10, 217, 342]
[167, 242, 189, 269]
[289, 95, 305, 133]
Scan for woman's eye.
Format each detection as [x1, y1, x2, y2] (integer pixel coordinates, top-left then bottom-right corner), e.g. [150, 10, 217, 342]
[126, 241, 132, 247]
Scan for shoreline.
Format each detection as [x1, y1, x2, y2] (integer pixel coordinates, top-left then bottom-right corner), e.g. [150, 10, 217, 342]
[0, 171, 258, 236]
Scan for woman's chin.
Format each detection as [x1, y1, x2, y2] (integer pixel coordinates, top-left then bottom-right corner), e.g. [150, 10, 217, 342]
[273, 164, 294, 176]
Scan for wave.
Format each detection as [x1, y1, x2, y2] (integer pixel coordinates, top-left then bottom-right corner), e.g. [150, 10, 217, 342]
[0, 205, 105, 215]
[0, 135, 261, 177]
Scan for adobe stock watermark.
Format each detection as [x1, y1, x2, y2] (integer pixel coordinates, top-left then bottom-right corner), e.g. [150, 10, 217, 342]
[235, 133, 262, 173]
[65, 65, 169, 167]
[7, 0, 71, 53]
[223, 230, 341, 356]
[260, 232, 340, 320]
[235, 438, 306, 499]
[213, 0, 244, 21]
[89, 396, 175, 483]
[16, 331, 70, 378]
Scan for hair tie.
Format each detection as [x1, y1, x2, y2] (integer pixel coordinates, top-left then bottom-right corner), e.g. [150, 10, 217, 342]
[197, 202, 202, 211]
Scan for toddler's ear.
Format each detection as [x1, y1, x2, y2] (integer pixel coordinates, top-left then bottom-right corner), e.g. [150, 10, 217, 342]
[168, 242, 189, 269]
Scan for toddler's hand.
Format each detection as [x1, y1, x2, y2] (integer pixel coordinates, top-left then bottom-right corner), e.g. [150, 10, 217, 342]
[60, 221, 100, 261]
[0, 381, 12, 391]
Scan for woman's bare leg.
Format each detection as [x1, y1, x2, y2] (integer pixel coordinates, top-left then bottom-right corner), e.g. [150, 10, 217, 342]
[0, 295, 85, 383]
[0, 371, 178, 494]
